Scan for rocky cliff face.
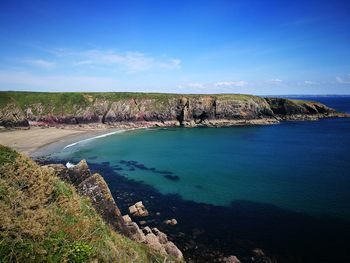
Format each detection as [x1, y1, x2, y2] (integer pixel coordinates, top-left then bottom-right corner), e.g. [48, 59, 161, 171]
[265, 98, 342, 120]
[0, 92, 347, 128]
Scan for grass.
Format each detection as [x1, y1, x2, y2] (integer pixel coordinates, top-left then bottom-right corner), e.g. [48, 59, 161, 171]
[0, 145, 170, 263]
[0, 91, 269, 112]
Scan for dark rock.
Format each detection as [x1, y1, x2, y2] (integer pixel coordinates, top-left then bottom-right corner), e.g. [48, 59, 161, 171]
[58, 160, 91, 186]
[76, 173, 130, 236]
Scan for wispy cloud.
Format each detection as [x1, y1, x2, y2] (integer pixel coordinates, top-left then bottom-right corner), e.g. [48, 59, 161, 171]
[178, 80, 248, 91]
[0, 71, 120, 91]
[24, 59, 55, 69]
[46, 48, 182, 72]
[304, 80, 315, 85]
[336, 74, 350, 84]
[266, 78, 283, 84]
[213, 81, 247, 87]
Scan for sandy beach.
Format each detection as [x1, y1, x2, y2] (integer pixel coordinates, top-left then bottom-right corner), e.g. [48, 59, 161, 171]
[0, 127, 115, 155]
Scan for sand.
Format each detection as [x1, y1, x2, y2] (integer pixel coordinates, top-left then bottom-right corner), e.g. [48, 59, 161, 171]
[0, 127, 91, 155]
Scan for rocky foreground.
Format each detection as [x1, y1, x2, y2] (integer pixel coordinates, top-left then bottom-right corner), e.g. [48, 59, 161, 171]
[43, 160, 184, 261]
[0, 92, 348, 128]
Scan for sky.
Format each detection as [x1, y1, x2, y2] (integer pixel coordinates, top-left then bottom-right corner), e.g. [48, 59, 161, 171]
[0, 0, 350, 95]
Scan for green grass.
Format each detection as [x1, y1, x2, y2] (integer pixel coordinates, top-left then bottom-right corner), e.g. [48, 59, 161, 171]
[0, 145, 18, 166]
[0, 145, 170, 263]
[0, 91, 266, 110]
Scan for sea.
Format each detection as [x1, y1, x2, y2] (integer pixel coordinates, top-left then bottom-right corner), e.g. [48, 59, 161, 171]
[44, 96, 350, 263]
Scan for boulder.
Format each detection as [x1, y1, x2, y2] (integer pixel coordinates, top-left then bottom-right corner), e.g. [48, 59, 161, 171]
[152, 227, 168, 244]
[164, 218, 178, 226]
[128, 201, 149, 217]
[124, 222, 146, 243]
[164, 241, 184, 261]
[122, 214, 132, 223]
[145, 233, 167, 255]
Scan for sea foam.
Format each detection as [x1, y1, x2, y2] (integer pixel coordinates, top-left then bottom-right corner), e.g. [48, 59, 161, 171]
[63, 130, 126, 149]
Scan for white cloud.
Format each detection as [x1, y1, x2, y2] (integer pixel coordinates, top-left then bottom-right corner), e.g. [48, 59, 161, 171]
[267, 78, 283, 84]
[213, 81, 247, 87]
[25, 59, 55, 69]
[336, 74, 350, 84]
[304, 80, 315, 85]
[178, 80, 247, 91]
[178, 82, 205, 89]
[159, 59, 181, 69]
[70, 49, 181, 72]
[0, 71, 119, 91]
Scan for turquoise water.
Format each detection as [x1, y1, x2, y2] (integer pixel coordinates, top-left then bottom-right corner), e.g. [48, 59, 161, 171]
[50, 97, 350, 220]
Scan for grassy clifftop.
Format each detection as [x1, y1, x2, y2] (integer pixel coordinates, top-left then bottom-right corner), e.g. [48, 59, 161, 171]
[0, 145, 166, 263]
[0, 91, 261, 114]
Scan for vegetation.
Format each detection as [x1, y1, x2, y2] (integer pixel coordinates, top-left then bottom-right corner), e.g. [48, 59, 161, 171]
[0, 145, 167, 263]
[0, 91, 276, 113]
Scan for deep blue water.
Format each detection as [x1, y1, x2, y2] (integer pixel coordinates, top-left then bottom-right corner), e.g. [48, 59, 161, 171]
[47, 96, 350, 262]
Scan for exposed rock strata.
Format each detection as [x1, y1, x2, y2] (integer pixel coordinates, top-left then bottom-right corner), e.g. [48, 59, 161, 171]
[44, 160, 183, 260]
[1, 93, 347, 128]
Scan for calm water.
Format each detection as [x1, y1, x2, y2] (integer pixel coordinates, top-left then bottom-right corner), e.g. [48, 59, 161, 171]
[50, 96, 350, 220]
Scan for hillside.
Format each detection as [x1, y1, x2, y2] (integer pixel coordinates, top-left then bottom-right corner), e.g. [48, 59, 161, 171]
[0, 91, 346, 128]
[0, 145, 178, 262]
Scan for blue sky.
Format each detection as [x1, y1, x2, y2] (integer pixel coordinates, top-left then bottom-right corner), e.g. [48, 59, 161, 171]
[0, 0, 350, 94]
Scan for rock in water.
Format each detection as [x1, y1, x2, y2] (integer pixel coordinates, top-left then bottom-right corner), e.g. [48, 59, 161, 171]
[164, 218, 178, 226]
[128, 201, 149, 217]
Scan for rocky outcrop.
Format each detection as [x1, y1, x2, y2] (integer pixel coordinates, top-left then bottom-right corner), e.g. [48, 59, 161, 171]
[0, 103, 30, 128]
[265, 98, 348, 120]
[44, 160, 183, 261]
[1, 92, 347, 128]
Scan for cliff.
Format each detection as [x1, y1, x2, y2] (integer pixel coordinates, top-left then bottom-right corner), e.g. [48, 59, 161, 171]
[0, 145, 183, 262]
[0, 92, 347, 128]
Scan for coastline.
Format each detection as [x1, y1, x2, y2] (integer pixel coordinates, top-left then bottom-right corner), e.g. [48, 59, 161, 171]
[0, 113, 347, 157]
[0, 118, 271, 156]
[2, 113, 350, 262]
[0, 126, 121, 156]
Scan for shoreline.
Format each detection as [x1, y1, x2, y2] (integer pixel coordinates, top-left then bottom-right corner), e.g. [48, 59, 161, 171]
[0, 126, 122, 156]
[0, 118, 272, 156]
[0, 114, 347, 157]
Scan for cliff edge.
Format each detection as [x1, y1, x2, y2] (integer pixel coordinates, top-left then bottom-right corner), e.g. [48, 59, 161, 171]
[0, 92, 347, 128]
[0, 145, 183, 262]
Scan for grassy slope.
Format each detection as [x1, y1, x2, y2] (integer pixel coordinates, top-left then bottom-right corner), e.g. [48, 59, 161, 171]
[0, 145, 167, 263]
[0, 91, 264, 114]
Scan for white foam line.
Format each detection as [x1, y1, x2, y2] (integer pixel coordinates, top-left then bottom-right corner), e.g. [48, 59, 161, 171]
[63, 130, 127, 149]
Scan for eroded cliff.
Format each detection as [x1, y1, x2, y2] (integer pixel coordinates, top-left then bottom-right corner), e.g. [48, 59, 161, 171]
[0, 92, 347, 128]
